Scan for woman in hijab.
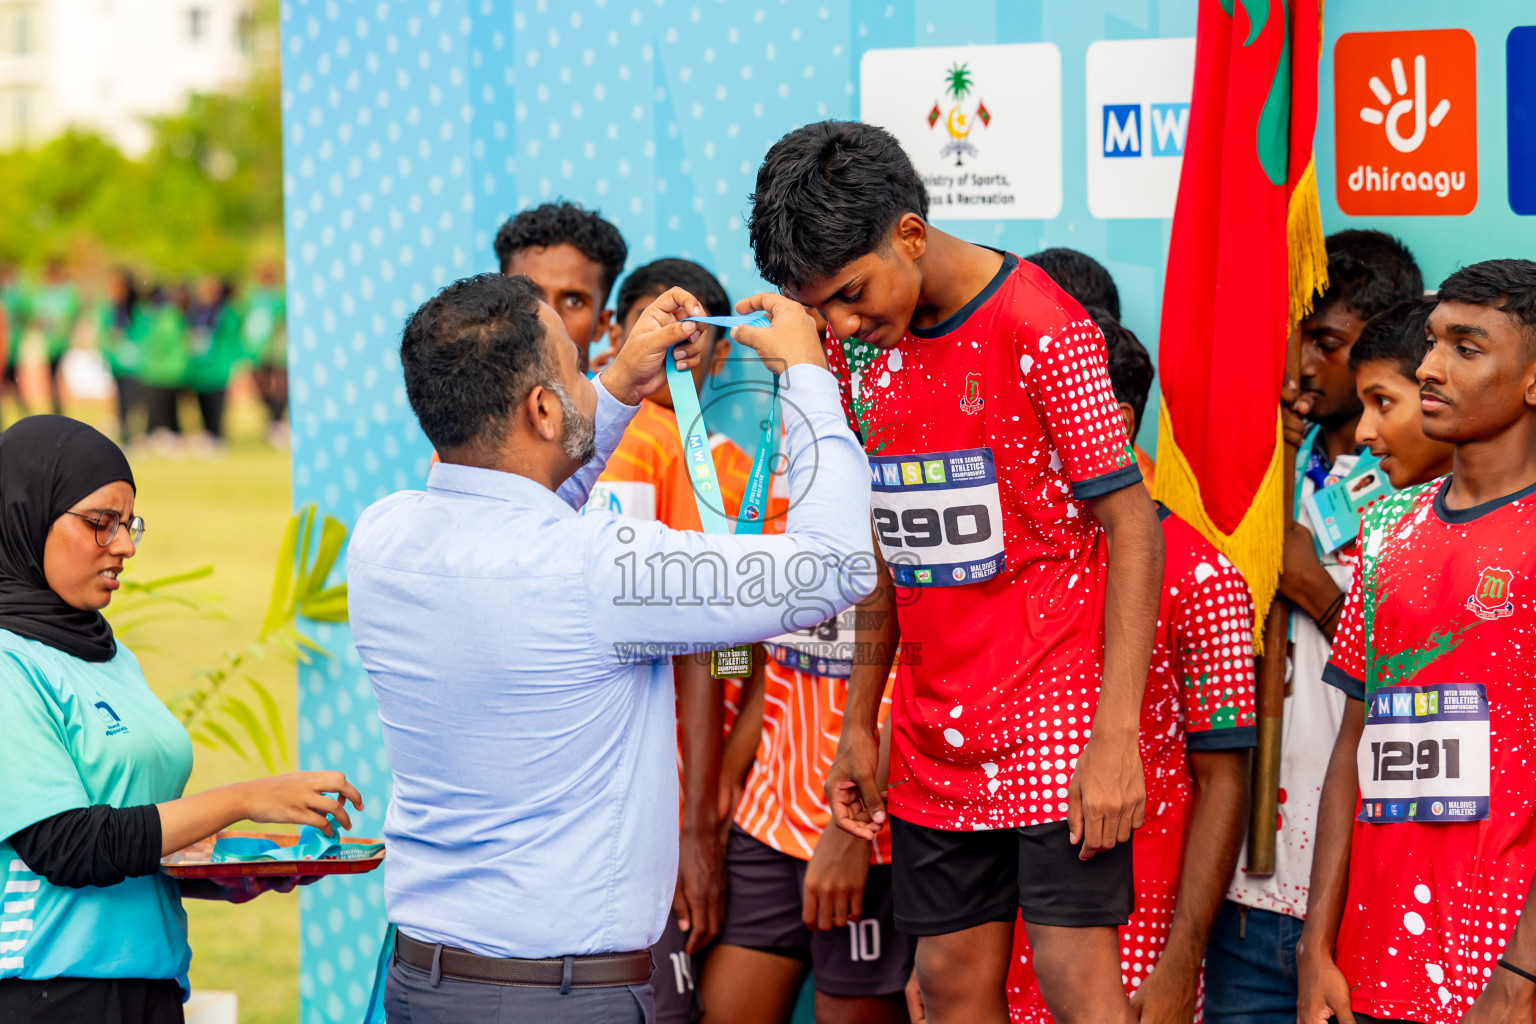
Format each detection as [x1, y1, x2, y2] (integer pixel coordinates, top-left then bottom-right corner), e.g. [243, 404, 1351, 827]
[0, 416, 363, 1023]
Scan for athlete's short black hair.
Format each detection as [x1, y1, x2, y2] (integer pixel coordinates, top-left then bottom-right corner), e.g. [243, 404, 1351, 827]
[1437, 259, 1536, 355]
[400, 273, 554, 457]
[615, 258, 730, 325]
[748, 120, 929, 289]
[1315, 229, 1424, 322]
[1349, 298, 1436, 380]
[1028, 249, 1121, 321]
[492, 201, 628, 300]
[1087, 305, 1153, 434]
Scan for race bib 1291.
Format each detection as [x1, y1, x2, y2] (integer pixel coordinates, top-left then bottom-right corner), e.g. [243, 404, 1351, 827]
[1357, 682, 1490, 824]
[869, 447, 1006, 588]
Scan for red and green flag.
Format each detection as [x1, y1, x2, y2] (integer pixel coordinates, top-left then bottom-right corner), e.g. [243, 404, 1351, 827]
[1154, 0, 1326, 636]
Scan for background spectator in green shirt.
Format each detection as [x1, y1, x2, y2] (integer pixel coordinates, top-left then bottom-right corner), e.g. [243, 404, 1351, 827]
[94, 269, 148, 444]
[243, 262, 287, 446]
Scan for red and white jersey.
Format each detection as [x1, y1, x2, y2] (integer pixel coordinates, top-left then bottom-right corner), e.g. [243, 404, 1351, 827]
[1325, 477, 1536, 1024]
[850, 252, 1140, 831]
[1007, 507, 1257, 1020]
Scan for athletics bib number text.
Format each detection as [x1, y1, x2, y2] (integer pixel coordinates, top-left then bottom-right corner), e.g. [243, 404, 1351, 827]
[1357, 682, 1490, 823]
[869, 447, 1006, 588]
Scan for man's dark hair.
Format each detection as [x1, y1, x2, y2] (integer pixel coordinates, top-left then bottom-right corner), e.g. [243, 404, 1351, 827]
[748, 121, 929, 289]
[1086, 305, 1153, 433]
[1349, 298, 1437, 379]
[1314, 229, 1423, 321]
[1437, 259, 1536, 354]
[400, 273, 554, 457]
[616, 258, 730, 325]
[1028, 249, 1121, 320]
[492, 201, 628, 300]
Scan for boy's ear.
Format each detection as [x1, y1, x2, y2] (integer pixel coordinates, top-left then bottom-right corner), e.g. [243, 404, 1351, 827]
[603, 311, 625, 354]
[1117, 402, 1137, 443]
[895, 211, 927, 261]
[706, 333, 731, 377]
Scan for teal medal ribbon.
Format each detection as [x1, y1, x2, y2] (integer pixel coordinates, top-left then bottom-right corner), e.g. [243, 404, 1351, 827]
[671, 314, 778, 677]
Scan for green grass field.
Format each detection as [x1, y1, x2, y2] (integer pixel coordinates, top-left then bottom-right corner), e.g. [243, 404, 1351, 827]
[51, 394, 304, 1024]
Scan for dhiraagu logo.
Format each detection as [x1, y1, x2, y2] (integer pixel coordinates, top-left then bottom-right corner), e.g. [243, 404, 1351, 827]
[93, 700, 129, 737]
[1085, 37, 1195, 219]
[1334, 29, 1478, 215]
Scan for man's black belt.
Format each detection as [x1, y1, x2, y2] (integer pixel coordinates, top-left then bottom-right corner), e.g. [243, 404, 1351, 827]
[395, 931, 652, 989]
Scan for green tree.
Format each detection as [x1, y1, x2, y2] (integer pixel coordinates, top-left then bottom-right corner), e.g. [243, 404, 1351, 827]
[0, 0, 282, 279]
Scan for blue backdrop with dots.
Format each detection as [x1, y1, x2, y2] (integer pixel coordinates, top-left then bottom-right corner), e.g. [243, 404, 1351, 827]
[278, 2, 1194, 1020]
[279, 1, 1536, 1020]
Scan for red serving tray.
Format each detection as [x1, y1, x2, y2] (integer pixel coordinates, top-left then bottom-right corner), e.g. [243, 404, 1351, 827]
[161, 830, 385, 879]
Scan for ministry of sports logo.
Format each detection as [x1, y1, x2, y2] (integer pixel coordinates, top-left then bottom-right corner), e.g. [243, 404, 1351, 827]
[927, 63, 992, 167]
[1468, 566, 1515, 621]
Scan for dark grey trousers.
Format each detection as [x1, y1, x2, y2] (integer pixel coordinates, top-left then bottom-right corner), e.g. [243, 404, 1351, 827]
[385, 955, 654, 1023]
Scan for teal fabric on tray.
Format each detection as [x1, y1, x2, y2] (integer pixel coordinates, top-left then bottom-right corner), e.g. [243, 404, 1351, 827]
[209, 816, 383, 863]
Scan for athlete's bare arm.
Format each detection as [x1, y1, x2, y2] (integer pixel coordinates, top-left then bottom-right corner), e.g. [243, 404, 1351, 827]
[827, 536, 899, 839]
[1133, 749, 1250, 1023]
[675, 652, 725, 953]
[1074, 483, 1162, 859]
[1296, 696, 1367, 1024]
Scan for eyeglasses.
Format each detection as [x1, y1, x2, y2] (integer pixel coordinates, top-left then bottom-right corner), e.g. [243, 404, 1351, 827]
[63, 510, 146, 547]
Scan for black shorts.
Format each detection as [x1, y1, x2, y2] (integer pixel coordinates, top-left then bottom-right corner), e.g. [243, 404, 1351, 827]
[716, 825, 916, 998]
[889, 817, 1134, 935]
[649, 912, 702, 1024]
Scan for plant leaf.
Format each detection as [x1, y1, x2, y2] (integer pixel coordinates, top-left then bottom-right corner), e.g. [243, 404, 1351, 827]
[260, 512, 301, 641]
[190, 731, 219, 751]
[221, 696, 275, 772]
[295, 505, 316, 592]
[123, 565, 216, 590]
[201, 720, 247, 760]
[299, 586, 349, 622]
[246, 676, 290, 768]
[302, 516, 347, 597]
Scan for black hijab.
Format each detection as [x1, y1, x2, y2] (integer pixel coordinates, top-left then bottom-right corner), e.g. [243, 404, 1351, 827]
[0, 416, 135, 662]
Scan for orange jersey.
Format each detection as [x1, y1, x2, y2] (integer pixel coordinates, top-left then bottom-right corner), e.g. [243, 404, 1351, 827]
[734, 659, 897, 865]
[1135, 445, 1156, 496]
[586, 397, 754, 529]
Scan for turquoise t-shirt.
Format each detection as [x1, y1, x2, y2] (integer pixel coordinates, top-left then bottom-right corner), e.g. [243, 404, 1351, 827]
[0, 630, 194, 985]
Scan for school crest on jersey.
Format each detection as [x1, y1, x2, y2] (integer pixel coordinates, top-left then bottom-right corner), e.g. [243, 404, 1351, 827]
[1467, 566, 1515, 621]
[960, 372, 984, 415]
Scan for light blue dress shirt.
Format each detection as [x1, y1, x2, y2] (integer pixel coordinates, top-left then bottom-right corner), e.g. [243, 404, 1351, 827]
[347, 366, 874, 959]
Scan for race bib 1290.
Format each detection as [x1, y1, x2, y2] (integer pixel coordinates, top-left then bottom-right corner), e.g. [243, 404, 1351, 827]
[869, 447, 1006, 588]
[1357, 682, 1490, 823]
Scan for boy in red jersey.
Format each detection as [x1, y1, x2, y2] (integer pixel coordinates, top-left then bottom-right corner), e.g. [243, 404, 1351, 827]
[1007, 313, 1256, 1022]
[1297, 259, 1536, 1024]
[746, 120, 1163, 1024]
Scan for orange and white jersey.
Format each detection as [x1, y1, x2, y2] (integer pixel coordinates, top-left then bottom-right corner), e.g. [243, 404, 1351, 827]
[584, 398, 756, 529]
[735, 660, 897, 865]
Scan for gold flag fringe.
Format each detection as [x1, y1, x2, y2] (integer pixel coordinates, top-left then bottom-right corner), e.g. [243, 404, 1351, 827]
[1154, 403, 1286, 654]
[1288, 154, 1330, 330]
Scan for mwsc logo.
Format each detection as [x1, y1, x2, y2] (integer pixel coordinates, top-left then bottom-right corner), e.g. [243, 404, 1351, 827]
[1334, 29, 1477, 216]
[1102, 103, 1190, 159]
[1085, 38, 1195, 219]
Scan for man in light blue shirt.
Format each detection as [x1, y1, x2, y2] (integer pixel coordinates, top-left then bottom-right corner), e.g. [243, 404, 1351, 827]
[347, 272, 874, 1023]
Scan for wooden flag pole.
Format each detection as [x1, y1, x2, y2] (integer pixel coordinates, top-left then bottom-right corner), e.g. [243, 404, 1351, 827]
[1247, 325, 1302, 875]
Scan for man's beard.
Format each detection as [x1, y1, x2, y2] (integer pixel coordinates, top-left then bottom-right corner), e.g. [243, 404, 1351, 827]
[549, 381, 598, 465]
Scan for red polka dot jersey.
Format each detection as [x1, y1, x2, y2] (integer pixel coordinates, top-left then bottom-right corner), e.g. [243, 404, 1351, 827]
[1007, 506, 1257, 1020]
[850, 252, 1142, 831]
[1324, 478, 1536, 1024]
